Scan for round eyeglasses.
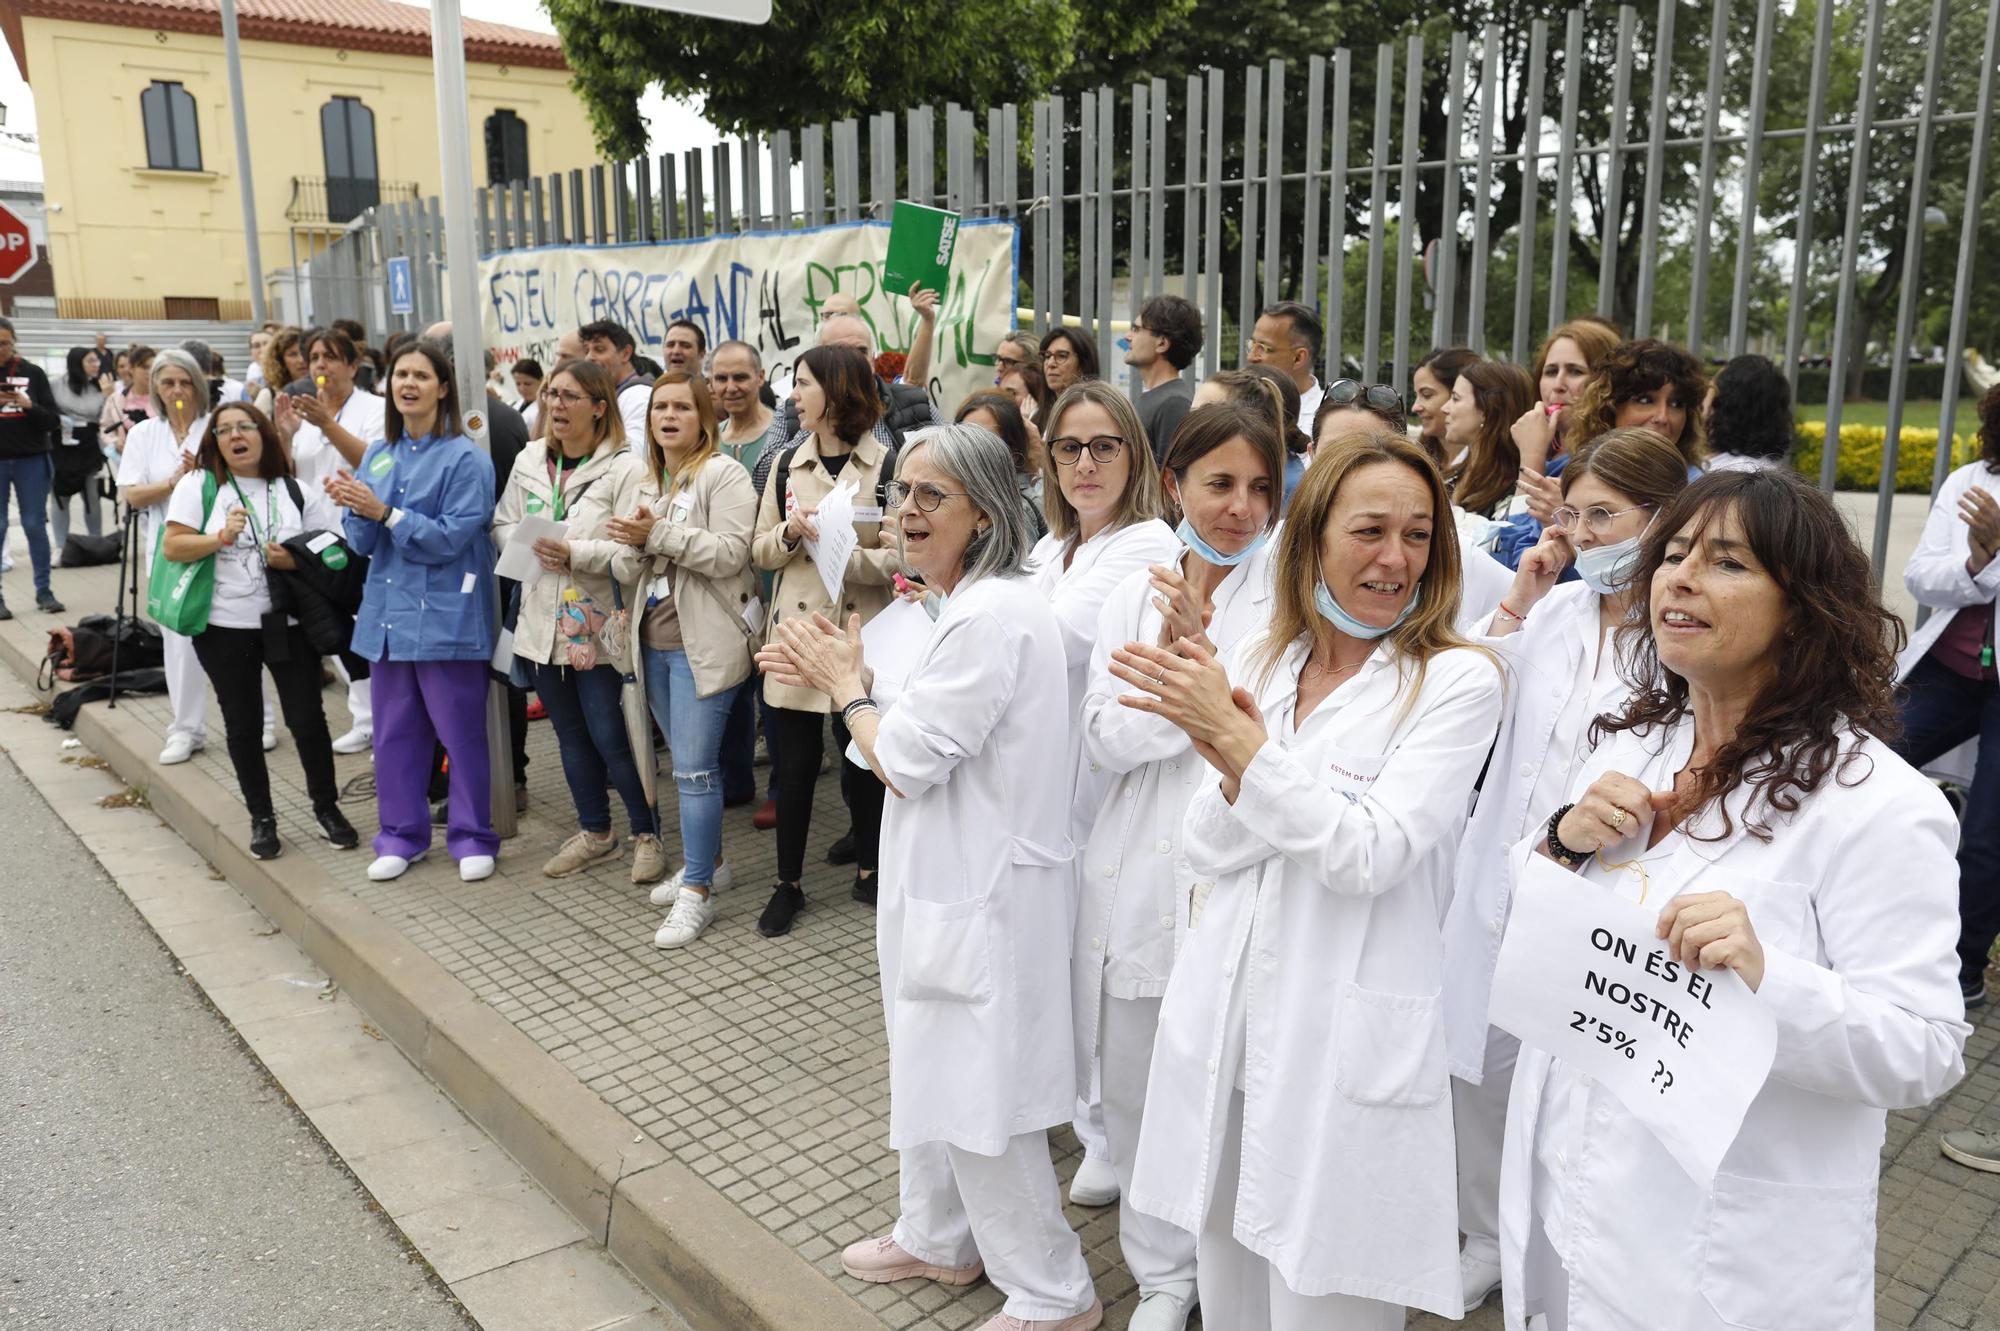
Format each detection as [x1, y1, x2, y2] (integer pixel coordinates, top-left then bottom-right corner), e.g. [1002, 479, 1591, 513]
[1551, 502, 1653, 535]
[1047, 435, 1125, 466]
[885, 479, 971, 513]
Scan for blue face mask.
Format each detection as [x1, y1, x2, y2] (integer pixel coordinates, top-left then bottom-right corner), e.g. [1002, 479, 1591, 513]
[1312, 578, 1421, 640]
[1176, 517, 1267, 567]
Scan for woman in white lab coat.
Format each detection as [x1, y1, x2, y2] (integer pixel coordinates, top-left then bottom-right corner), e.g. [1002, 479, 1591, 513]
[1497, 468, 1969, 1331]
[1075, 401, 1285, 1331]
[1440, 427, 1691, 1312]
[1889, 382, 2000, 1011]
[1029, 377, 1182, 1206]
[1117, 431, 1505, 1328]
[756, 422, 1102, 1331]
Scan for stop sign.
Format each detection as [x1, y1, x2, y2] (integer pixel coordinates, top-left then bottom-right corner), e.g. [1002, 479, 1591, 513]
[0, 204, 37, 285]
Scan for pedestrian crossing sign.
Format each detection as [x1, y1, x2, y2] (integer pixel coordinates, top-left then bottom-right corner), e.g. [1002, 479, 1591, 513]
[388, 256, 414, 315]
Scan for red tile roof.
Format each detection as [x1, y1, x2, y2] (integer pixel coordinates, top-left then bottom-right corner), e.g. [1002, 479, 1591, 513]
[0, 0, 570, 77]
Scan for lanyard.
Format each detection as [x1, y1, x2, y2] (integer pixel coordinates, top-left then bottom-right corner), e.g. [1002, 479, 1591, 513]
[226, 474, 280, 548]
[544, 452, 581, 522]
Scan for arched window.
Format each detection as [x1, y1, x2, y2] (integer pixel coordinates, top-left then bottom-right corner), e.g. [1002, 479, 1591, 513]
[485, 109, 530, 186]
[141, 81, 201, 171]
[321, 96, 379, 222]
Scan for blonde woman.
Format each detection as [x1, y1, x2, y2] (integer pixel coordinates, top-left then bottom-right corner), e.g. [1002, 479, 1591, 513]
[1118, 434, 1503, 1327]
[608, 371, 760, 949]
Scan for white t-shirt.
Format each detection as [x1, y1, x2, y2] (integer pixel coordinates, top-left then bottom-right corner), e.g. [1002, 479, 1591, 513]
[617, 379, 651, 456]
[1296, 376, 1323, 435]
[164, 470, 343, 629]
[290, 388, 386, 491]
[117, 414, 209, 554]
[522, 398, 542, 439]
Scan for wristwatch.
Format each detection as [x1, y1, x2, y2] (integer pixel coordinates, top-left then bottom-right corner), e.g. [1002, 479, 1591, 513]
[1545, 802, 1588, 869]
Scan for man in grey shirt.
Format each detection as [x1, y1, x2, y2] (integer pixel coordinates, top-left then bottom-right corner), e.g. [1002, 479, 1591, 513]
[1125, 294, 1204, 463]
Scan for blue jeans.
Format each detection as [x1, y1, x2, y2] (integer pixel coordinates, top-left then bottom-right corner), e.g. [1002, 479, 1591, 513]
[643, 648, 735, 887]
[533, 661, 657, 838]
[1892, 653, 2000, 988]
[0, 453, 54, 595]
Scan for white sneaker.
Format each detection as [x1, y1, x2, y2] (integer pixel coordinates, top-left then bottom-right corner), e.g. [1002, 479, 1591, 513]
[1460, 1245, 1503, 1309]
[367, 851, 425, 881]
[653, 887, 717, 948]
[458, 855, 496, 882]
[159, 733, 203, 765]
[331, 727, 372, 754]
[1067, 1155, 1119, 1207]
[1128, 1290, 1195, 1331]
[261, 724, 277, 752]
[648, 858, 735, 906]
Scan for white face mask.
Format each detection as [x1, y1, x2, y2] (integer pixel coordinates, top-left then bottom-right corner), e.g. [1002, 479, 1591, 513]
[1573, 515, 1656, 596]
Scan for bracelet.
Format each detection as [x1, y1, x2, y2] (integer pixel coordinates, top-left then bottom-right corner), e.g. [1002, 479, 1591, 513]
[1545, 802, 1588, 869]
[840, 697, 878, 724]
[1495, 600, 1527, 623]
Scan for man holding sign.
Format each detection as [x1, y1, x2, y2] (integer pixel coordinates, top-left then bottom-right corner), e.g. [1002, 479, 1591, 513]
[1485, 472, 1969, 1331]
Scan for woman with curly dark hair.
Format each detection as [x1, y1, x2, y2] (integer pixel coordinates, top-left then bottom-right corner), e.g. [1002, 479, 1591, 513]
[1891, 381, 2000, 1018]
[1704, 354, 1795, 472]
[1568, 338, 1709, 469]
[1498, 468, 1968, 1331]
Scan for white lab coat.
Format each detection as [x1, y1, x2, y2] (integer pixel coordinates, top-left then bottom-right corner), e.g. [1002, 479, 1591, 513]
[870, 572, 1078, 1156]
[1497, 719, 1969, 1331]
[1442, 582, 1631, 1081]
[1073, 540, 1278, 1090]
[1459, 537, 1514, 633]
[1030, 518, 1185, 843]
[1894, 458, 1999, 786]
[1129, 633, 1504, 1318]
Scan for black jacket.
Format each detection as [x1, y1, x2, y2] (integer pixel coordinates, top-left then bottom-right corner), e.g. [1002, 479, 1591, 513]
[0, 357, 60, 458]
[772, 376, 939, 449]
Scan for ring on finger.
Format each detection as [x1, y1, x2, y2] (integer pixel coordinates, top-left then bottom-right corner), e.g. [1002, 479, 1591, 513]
[1608, 807, 1627, 829]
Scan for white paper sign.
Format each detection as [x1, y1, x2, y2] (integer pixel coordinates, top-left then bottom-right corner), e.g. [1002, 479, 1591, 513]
[860, 595, 939, 713]
[1489, 856, 1778, 1184]
[495, 514, 569, 583]
[804, 477, 859, 608]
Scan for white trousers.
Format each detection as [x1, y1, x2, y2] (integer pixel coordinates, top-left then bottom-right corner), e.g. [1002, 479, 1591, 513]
[1100, 993, 1198, 1299]
[893, 1133, 1096, 1321]
[1452, 1024, 1520, 1264]
[1074, 1066, 1110, 1160]
[1197, 1091, 1403, 1331]
[161, 626, 208, 741]
[335, 657, 372, 733]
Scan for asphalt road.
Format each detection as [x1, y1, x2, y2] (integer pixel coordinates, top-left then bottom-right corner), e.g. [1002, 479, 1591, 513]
[0, 753, 477, 1331]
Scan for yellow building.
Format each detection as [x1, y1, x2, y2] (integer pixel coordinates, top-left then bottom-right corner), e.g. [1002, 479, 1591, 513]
[0, 0, 598, 317]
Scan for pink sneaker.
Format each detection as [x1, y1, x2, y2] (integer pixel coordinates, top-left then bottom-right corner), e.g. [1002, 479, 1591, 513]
[977, 1300, 1105, 1331]
[840, 1234, 983, 1286]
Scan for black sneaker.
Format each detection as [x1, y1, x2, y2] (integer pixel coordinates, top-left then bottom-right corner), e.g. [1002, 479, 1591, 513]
[249, 816, 282, 860]
[316, 806, 359, 850]
[35, 591, 64, 614]
[757, 883, 806, 937]
[851, 871, 877, 907]
[515, 782, 529, 815]
[826, 831, 858, 865]
[1964, 977, 1988, 1011]
[0, 602, 11, 620]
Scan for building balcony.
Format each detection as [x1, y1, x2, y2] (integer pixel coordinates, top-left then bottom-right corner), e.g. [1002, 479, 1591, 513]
[286, 175, 421, 226]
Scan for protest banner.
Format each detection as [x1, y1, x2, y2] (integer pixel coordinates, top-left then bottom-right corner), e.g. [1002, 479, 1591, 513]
[479, 218, 1018, 411]
[1489, 855, 1778, 1183]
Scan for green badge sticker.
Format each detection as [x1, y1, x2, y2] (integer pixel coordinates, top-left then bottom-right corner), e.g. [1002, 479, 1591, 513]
[368, 451, 394, 476]
[525, 498, 546, 515]
[320, 545, 350, 571]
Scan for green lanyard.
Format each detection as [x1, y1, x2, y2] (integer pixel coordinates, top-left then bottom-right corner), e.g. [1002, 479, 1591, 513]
[545, 453, 581, 522]
[226, 474, 280, 547]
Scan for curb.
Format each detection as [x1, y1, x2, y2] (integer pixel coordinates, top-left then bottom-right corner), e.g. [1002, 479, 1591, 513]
[0, 612, 879, 1331]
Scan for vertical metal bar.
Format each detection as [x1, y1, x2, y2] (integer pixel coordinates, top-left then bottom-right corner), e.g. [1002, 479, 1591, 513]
[1032, 99, 1050, 334]
[1820, 0, 1887, 490]
[1362, 43, 1394, 382]
[1303, 55, 1326, 319]
[1051, 94, 1068, 329]
[831, 119, 857, 223]
[686, 148, 706, 237]
[549, 172, 565, 244]
[1131, 81, 1149, 325]
[661, 153, 679, 239]
[1632, 0, 1674, 337]
[1262, 58, 1284, 306]
[1392, 34, 1422, 387]
[1325, 48, 1351, 383]
[1873, 0, 1952, 578]
[613, 161, 631, 242]
[1149, 79, 1167, 304]
[1933, 0, 1999, 497]
[1203, 68, 1223, 370]
[939, 107, 960, 216]
[770, 132, 792, 230]
[1004, 103, 1021, 219]
[1079, 90, 1097, 350]
[1512, 18, 1549, 362]
[908, 105, 934, 208]
[1183, 74, 1202, 314]
[1434, 32, 1467, 352]
[568, 167, 586, 244]
[589, 163, 607, 243]
[1095, 90, 1114, 369]
[1598, 5, 1638, 321]
[1686, 0, 1730, 357]
[743, 136, 762, 230]
[1549, 9, 1584, 327]
[530, 176, 547, 246]
[1238, 63, 1263, 367]
[1727, 0, 1776, 356]
[1782, 0, 1835, 394]
[801, 124, 824, 228]
[635, 154, 654, 242]
[1467, 24, 1501, 354]
[219, 0, 267, 320]
[872, 113, 895, 222]
[476, 186, 492, 257]
[714, 142, 736, 234]
[985, 107, 1004, 220]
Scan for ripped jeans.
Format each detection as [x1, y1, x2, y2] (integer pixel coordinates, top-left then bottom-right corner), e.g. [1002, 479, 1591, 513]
[642, 647, 737, 888]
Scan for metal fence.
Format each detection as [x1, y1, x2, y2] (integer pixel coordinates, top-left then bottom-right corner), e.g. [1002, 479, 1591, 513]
[328, 0, 1997, 572]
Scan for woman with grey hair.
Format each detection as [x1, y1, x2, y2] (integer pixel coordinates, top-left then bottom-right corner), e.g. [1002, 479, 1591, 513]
[757, 423, 1103, 1331]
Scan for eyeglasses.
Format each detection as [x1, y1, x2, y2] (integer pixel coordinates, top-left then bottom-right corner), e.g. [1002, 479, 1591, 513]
[1042, 350, 1075, 366]
[214, 421, 260, 438]
[1552, 502, 1653, 535]
[1326, 378, 1406, 418]
[995, 352, 1029, 372]
[885, 479, 970, 513]
[540, 388, 588, 406]
[1047, 435, 1125, 466]
[1247, 338, 1289, 358]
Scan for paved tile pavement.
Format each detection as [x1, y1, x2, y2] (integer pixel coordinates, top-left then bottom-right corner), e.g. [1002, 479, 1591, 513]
[13, 554, 2000, 1331]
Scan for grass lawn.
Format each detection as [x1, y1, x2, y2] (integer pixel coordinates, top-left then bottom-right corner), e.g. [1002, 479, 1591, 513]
[1796, 399, 1966, 431]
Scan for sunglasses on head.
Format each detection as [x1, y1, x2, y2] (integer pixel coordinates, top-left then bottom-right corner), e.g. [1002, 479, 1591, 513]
[1326, 379, 1406, 417]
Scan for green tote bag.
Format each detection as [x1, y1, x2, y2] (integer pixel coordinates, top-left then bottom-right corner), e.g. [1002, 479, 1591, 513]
[146, 470, 220, 636]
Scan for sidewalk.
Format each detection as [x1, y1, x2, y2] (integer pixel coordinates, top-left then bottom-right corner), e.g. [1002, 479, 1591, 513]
[5, 550, 1998, 1331]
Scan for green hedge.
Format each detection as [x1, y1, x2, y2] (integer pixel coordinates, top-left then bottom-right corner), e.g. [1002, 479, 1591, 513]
[1790, 421, 1976, 493]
